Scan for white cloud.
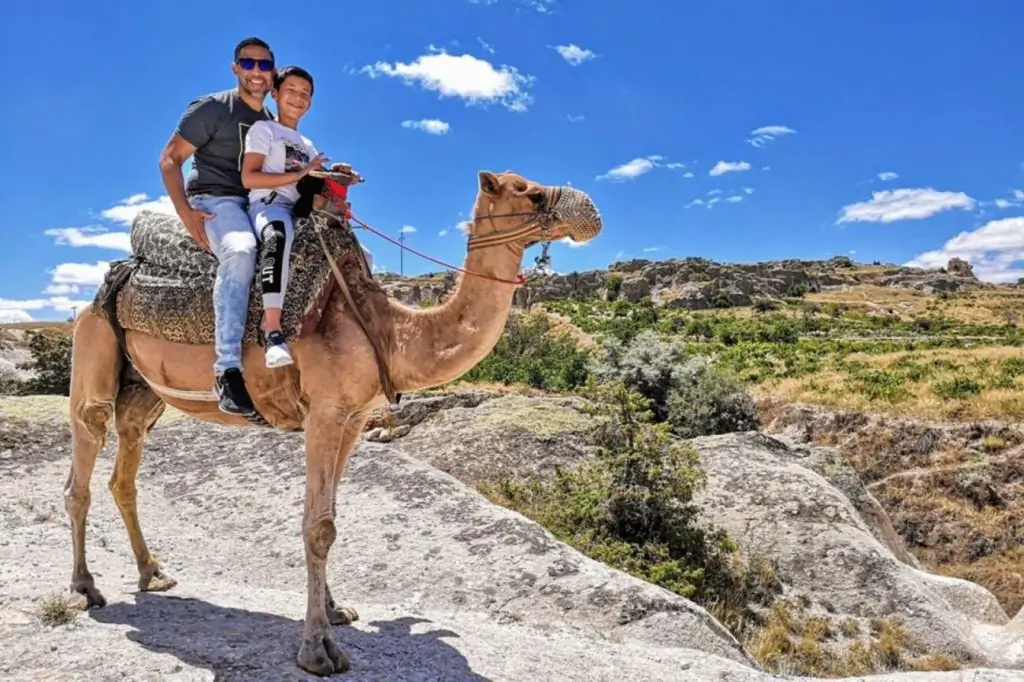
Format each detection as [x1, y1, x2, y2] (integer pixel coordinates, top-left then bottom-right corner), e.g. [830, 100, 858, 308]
[559, 236, 588, 248]
[45, 226, 131, 252]
[361, 49, 533, 112]
[685, 199, 704, 208]
[438, 229, 449, 237]
[44, 283, 79, 295]
[725, 195, 744, 203]
[709, 160, 752, 177]
[905, 216, 1024, 283]
[469, 0, 555, 12]
[682, 171, 694, 179]
[400, 225, 417, 234]
[100, 193, 175, 225]
[0, 309, 32, 323]
[597, 156, 658, 182]
[48, 261, 110, 287]
[596, 154, 685, 182]
[878, 171, 899, 181]
[553, 44, 596, 66]
[743, 187, 755, 194]
[747, 125, 796, 148]
[0, 296, 90, 320]
[566, 114, 584, 123]
[401, 119, 451, 135]
[477, 37, 495, 54]
[989, 189, 1024, 210]
[837, 188, 976, 224]
[708, 189, 723, 196]
[643, 246, 662, 252]
[457, 220, 473, 234]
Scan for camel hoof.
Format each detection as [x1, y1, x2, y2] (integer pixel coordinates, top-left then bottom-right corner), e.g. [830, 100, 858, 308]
[326, 602, 359, 626]
[140, 572, 177, 592]
[325, 588, 358, 625]
[70, 581, 106, 609]
[297, 630, 351, 676]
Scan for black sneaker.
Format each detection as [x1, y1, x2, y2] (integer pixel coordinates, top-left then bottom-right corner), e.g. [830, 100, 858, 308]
[214, 368, 256, 416]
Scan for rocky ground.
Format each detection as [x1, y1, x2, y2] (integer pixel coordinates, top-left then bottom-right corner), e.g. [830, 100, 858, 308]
[378, 255, 990, 311]
[3, 394, 1024, 681]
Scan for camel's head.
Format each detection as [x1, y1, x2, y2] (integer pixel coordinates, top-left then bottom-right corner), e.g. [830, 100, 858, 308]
[469, 170, 603, 251]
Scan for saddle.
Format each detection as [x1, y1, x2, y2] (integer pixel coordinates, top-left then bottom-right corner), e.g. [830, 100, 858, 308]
[91, 167, 399, 405]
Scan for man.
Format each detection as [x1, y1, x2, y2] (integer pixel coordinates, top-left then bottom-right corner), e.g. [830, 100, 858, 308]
[158, 36, 275, 416]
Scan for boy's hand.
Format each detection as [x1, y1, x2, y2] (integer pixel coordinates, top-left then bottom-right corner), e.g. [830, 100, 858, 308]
[298, 153, 325, 178]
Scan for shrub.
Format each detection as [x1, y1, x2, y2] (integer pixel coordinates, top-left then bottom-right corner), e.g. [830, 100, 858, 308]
[17, 330, 72, 396]
[604, 272, 623, 298]
[461, 310, 591, 391]
[480, 382, 775, 607]
[591, 330, 690, 421]
[932, 376, 982, 401]
[666, 356, 758, 439]
[592, 331, 757, 437]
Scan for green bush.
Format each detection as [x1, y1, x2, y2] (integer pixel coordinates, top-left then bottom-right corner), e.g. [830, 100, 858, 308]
[666, 356, 758, 438]
[461, 310, 591, 391]
[481, 383, 777, 607]
[592, 331, 757, 437]
[16, 330, 73, 396]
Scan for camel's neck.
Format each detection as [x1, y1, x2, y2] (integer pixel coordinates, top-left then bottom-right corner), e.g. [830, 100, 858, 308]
[389, 242, 523, 393]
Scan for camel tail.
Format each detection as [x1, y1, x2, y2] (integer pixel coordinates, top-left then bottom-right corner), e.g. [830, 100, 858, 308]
[92, 258, 139, 365]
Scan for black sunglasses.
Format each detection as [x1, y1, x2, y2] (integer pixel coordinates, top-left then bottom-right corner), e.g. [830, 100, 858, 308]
[237, 57, 274, 72]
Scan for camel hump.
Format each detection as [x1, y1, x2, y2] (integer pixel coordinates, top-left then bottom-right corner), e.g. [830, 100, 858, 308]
[95, 209, 373, 347]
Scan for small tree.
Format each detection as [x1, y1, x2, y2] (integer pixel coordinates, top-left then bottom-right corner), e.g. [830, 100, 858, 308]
[17, 330, 72, 396]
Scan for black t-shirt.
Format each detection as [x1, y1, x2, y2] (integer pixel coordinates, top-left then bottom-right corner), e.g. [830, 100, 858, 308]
[175, 88, 272, 197]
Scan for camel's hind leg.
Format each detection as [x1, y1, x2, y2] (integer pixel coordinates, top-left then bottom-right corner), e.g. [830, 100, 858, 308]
[108, 370, 175, 592]
[64, 308, 122, 608]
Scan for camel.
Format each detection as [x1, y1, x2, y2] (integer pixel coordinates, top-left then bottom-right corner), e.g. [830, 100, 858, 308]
[61, 169, 602, 676]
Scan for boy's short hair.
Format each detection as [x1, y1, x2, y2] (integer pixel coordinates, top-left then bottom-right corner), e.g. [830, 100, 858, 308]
[234, 36, 274, 61]
[274, 66, 315, 96]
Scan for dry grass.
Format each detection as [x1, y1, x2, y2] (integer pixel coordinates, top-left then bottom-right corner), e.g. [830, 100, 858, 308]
[742, 598, 960, 677]
[869, 457, 1024, 616]
[751, 346, 1024, 421]
[36, 594, 81, 626]
[804, 284, 1024, 326]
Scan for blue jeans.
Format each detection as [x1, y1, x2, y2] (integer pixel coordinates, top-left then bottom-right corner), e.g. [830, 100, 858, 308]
[188, 193, 257, 375]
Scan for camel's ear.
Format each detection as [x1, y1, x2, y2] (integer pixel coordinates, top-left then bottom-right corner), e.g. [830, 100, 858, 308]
[478, 171, 501, 196]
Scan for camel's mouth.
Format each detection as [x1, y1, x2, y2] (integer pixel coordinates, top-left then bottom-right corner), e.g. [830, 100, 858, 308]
[539, 186, 603, 245]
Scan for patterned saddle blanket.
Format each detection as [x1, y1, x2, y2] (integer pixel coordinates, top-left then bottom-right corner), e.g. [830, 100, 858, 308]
[94, 208, 371, 347]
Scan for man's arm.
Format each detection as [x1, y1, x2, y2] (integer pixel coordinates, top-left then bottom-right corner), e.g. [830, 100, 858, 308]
[158, 96, 218, 216]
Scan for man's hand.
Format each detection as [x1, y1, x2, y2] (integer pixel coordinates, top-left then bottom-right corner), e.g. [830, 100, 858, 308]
[180, 207, 214, 251]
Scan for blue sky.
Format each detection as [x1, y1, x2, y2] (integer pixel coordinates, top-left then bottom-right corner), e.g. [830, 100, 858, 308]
[3, 0, 1023, 322]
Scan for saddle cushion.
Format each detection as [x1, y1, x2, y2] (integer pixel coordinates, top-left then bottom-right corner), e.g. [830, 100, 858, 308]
[102, 209, 369, 346]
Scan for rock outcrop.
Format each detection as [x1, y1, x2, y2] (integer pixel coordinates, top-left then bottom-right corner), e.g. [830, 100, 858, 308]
[2, 395, 1023, 680]
[380, 393, 1024, 670]
[379, 255, 982, 311]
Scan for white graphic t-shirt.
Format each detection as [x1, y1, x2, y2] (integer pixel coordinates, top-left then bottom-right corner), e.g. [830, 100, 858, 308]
[244, 120, 319, 205]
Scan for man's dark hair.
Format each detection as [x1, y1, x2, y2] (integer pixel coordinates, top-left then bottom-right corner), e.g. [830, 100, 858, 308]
[234, 36, 274, 61]
[274, 66, 315, 96]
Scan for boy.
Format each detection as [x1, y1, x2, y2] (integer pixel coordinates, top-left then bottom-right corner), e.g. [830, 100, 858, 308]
[240, 66, 323, 367]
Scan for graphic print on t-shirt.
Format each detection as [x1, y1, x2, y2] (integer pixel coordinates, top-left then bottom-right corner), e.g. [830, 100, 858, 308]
[283, 141, 311, 173]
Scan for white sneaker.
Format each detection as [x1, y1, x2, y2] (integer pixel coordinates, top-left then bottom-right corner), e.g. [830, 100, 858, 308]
[264, 331, 294, 368]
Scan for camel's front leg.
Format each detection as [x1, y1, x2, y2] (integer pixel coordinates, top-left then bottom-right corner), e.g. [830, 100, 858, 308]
[296, 406, 352, 676]
[324, 412, 369, 627]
